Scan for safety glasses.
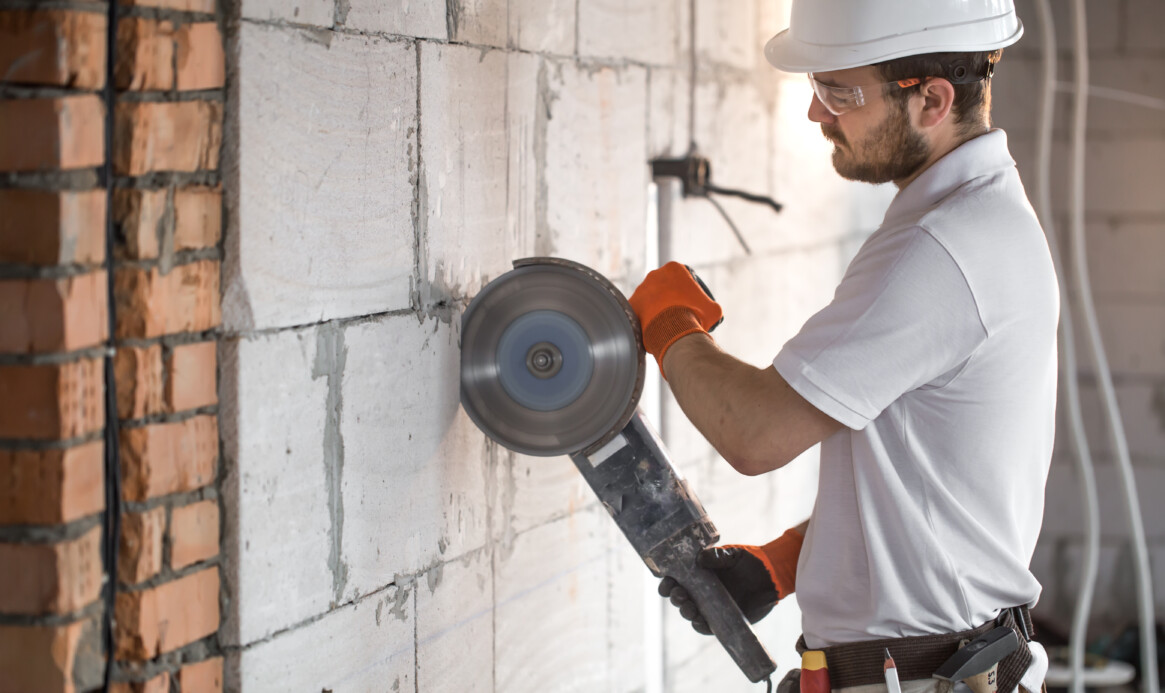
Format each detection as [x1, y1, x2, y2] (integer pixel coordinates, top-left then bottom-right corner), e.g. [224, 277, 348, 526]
[808, 73, 924, 116]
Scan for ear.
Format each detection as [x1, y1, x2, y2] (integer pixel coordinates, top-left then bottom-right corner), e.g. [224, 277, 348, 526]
[915, 77, 955, 129]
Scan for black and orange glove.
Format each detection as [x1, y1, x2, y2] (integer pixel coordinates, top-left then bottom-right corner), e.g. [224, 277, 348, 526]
[658, 528, 803, 635]
[628, 262, 723, 376]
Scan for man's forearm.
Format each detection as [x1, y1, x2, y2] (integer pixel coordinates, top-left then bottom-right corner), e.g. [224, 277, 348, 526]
[661, 334, 842, 475]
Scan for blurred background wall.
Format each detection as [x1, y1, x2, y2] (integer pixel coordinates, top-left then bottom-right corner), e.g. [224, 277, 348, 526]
[0, 1, 1161, 691]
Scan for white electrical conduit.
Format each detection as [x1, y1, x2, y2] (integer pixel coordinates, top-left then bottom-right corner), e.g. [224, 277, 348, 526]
[1067, 3, 1159, 693]
[1032, 5, 1099, 693]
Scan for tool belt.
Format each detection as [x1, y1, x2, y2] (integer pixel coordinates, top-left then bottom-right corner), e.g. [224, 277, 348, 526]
[796, 606, 1035, 692]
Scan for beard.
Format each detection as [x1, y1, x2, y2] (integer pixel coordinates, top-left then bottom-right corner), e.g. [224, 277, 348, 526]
[822, 101, 930, 184]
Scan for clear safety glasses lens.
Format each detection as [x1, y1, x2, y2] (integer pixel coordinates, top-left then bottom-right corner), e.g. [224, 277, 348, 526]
[807, 74, 925, 116]
[808, 74, 866, 115]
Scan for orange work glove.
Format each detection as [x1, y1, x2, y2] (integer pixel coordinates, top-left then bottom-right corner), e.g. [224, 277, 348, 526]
[628, 262, 724, 374]
[658, 527, 804, 635]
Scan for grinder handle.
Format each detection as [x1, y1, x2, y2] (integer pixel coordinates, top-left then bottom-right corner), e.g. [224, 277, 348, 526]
[669, 559, 777, 683]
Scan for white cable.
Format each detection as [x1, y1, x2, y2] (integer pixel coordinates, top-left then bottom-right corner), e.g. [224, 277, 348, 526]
[1068, 4, 1158, 692]
[1056, 82, 1165, 112]
[1032, 5, 1099, 693]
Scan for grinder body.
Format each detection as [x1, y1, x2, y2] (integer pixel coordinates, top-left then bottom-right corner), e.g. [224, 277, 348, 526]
[460, 257, 777, 684]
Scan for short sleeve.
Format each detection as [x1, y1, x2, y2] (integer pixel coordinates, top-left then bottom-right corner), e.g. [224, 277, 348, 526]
[773, 227, 987, 430]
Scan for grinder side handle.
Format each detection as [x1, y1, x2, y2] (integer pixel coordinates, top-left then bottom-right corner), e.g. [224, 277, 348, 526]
[658, 553, 777, 683]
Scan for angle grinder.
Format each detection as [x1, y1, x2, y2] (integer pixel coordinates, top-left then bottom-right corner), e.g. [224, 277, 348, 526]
[460, 257, 777, 684]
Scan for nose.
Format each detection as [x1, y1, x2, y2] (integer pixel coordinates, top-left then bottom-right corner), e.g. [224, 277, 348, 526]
[807, 93, 836, 125]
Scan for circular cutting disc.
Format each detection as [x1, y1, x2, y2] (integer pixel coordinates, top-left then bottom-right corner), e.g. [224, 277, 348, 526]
[461, 258, 645, 457]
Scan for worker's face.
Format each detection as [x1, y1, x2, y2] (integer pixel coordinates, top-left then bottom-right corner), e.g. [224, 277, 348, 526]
[807, 66, 930, 185]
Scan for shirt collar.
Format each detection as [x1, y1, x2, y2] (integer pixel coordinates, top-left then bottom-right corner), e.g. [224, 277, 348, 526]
[882, 129, 1016, 226]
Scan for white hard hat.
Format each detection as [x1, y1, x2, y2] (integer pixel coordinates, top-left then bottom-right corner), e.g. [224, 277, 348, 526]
[765, 0, 1024, 73]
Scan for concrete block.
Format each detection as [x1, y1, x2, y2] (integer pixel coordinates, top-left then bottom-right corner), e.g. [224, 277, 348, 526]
[694, 0, 758, 71]
[541, 59, 649, 283]
[1043, 461, 1165, 543]
[1011, 0, 1122, 58]
[1126, 0, 1165, 51]
[647, 67, 692, 158]
[338, 315, 489, 600]
[509, 0, 576, 55]
[1075, 57, 1165, 136]
[232, 584, 414, 692]
[420, 45, 538, 302]
[220, 329, 333, 647]
[416, 549, 493, 693]
[448, 0, 506, 47]
[1067, 300, 1165, 377]
[1077, 381, 1165, 463]
[578, 0, 682, 66]
[606, 523, 648, 693]
[229, 24, 416, 331]
[495, 449, 592, 541]
[494, 509, 610, 691]
[241, 0, 335, 28]
[342, 0, 446, 39]
[1085, 221, 1165, 300]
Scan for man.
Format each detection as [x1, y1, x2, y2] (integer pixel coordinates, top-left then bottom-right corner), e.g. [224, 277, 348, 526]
[630, 2, 1057, 691]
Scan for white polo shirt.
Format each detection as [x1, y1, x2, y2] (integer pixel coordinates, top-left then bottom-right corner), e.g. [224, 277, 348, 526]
[773, 130, 1059, 648]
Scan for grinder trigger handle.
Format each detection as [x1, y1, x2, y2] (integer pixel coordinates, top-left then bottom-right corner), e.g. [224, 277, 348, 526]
[669, 560, 777, 683]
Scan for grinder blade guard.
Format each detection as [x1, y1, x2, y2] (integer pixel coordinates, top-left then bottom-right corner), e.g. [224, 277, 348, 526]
[460, 258, 777, 684]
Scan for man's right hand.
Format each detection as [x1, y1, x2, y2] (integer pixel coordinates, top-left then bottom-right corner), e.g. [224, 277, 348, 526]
[659, 528, 803, 635]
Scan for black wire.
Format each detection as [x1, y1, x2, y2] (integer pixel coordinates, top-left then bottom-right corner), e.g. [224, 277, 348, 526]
[704, 183, 785, 214]
[703, 194, 752, 256]
[101, 0, 122, 689]
[766, 675, 774, 693]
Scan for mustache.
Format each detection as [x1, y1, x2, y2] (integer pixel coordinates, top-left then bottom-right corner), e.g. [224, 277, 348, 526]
[821, 124, 846, 146]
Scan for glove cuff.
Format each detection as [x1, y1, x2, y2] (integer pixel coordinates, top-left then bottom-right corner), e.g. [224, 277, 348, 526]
[758, 528, 804, 598]
[642, 305, 706, 376]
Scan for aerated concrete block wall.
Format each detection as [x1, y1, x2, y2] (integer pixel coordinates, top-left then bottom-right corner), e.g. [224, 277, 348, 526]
[994, 0, 1165, 640]
[218, 1, 892, 690]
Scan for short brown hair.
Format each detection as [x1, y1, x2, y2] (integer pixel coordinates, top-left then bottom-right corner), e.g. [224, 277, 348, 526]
[874, 50, 1002, 134]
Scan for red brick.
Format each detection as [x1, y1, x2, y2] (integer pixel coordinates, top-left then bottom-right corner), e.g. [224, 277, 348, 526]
[0, 358, 103, 440]
[123, 0, 217, 11]
[0, 618, 102, 693]
[173, 186, 221, 251]
[110, 671, 170, 693]
[166, 341, 217, 413]
[114, 260, 221, 339]
[0, 10, 107, 89]
[116, 17, 174, 91]
[0, 443, 104, 525]
[178, 657, 223, 693]
[175, 22, 224, 91]
[114, 101, 222, 175]
[0, 271, 108, 354]
[0, 95, 105, 172]
[115, 344, 164, 420]
[0, 189, 106, 266]
[120, 415, 217, 502]
[113, 188, 166, 261]
[115, 566, 220, 660]
[0, 526, 102, 616]
[169, 499, 218, 570]
[119, 506, 165, 586]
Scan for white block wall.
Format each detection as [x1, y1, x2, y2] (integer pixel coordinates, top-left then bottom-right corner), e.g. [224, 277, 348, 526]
[221, 1, 893, 690]
[994, 0, 1165, 640]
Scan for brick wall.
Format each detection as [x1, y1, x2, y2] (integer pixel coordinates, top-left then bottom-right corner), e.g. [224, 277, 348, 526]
[994, 0, 1165, 639]
[0, 1, 225, 691]
[218, 1, 891, 691]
